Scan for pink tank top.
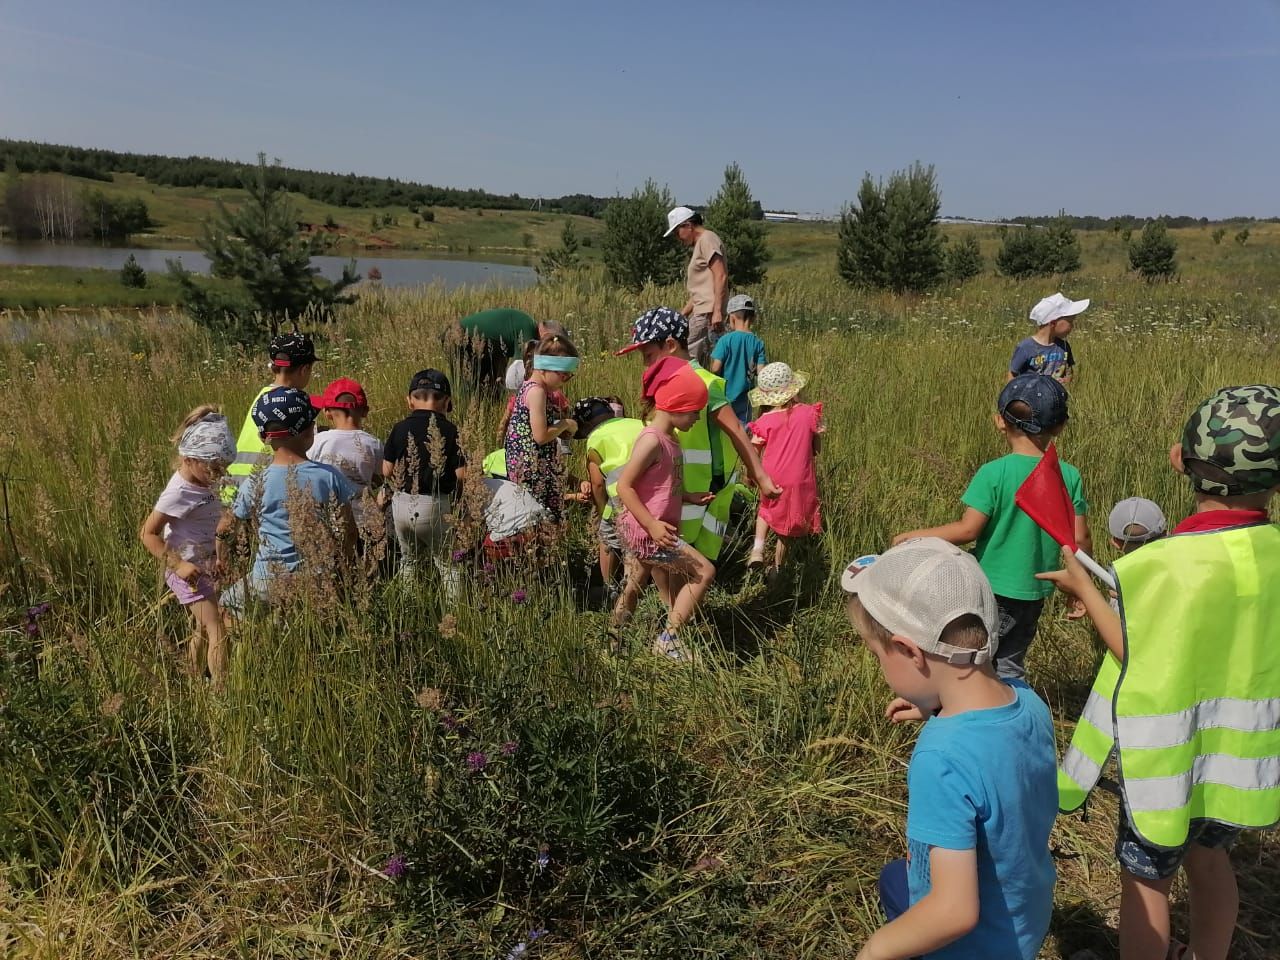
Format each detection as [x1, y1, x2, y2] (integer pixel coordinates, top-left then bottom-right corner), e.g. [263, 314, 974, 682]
[619, 427, 682, 556]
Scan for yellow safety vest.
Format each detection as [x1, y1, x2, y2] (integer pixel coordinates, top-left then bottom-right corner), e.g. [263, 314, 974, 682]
[585, 418, 644, 520]
[483, 449, 508, 479]
[1058, 522, 1280, 848]
[676, 364, 742, 557]
[222, 386, 273, 504]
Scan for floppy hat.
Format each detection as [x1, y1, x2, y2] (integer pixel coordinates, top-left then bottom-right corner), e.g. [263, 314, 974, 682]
[252, 386, 318, 439]
[1030, 293, 1090, 327]
[664, 206, 696, 237]
[1180, 384, 1280, 496]
[726, 294, 756, 315]
[842, 538, 998, 665]
[409, 368, 452, 396]
[749, 362, 808, 407]
[998, 374, 1069, 435]
[311, 377, 369, 411]
[269, 332, 320, 367]
[616, 307, 690, 355]
[1108, 497, 1167, 543]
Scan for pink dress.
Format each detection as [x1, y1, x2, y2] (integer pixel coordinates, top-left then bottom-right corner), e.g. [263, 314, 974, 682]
[618, 427, 683, 559]
[750, 402, 823, 537]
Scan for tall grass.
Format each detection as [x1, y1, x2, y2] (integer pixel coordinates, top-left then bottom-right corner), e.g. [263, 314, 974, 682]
[0, 272, 1276, 958]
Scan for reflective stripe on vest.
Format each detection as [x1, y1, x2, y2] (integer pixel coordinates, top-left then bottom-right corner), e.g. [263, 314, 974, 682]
[676, 365, 737, 510]
[1058, 652, 1121, 812]
[1069, 523, 1280, 848]
[688, 482, 743, 563]
[222, 386, 273, 503]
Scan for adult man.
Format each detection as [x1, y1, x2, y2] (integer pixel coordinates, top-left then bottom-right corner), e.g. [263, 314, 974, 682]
[665, 207, 727, 365]
[452, 308, 563, 390]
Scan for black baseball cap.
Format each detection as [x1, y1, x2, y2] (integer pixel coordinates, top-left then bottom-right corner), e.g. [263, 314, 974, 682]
[269, 332, 320, 368]
[999, 374, 1069, 435]
[409, 368, 451, 396]
[570, 397, 616, 439]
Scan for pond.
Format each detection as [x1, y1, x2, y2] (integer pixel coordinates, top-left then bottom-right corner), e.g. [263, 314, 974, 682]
[0, 243, 539, 290]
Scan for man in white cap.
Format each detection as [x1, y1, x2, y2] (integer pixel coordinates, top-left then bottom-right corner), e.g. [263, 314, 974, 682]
[1008, 292, 1089, 385]
[665, 206, 727, 365]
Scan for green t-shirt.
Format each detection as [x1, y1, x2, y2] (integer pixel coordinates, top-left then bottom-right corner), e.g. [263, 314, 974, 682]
[459, 308, 539, 356]
[690, 361, 732, 484]
[962, 453, 1087, 601]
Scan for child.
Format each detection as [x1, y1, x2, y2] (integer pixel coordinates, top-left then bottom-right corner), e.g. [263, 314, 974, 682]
[616, 357, 716, 660]
[217, 387, 357, 614]
[710, 294, 767, 425]
[575, 395, 644, 600]
[308, 377, 384, 539]
[1008, 292, 1088, 384]
[746, 362, 822, 573]
[139, 407, 236, 684]
[893, 374, 1090, 680]
[843, 539, 1057, 960]
[505, 333, 580, 523]
[381, 369, 466, 578]
[1108, 496, 1167, 554]
[1043, 384, 1280, 960]
[224, 332, 319, 503]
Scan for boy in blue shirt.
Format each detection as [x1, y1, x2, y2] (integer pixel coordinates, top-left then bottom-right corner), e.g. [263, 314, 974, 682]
[710, 294, 767, 425]
[1008, 292, 1088, 384]
[842, 538, 1057, 960]
[217, 386, 357, 613]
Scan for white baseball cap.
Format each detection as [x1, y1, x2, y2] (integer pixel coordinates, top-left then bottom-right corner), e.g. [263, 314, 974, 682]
[664, 206, 696, 237]
[1030, 292, 1090, 327]
[1107, 497, 1167, 543]
[841, 538, 998, 665]
[726, 294, 756, 314]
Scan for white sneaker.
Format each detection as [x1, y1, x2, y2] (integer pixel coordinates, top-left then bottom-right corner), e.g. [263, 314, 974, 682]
[653, 631, 688, 661]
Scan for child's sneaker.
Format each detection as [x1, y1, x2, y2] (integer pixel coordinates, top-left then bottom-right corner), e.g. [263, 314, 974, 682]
[747, 548, 766, 570]
[653, 629, 688, 661]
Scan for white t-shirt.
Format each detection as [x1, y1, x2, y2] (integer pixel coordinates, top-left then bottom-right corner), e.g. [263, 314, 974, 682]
[483, 478, 547, 541]
[154, 471, 222, 564]
[504, 358, 527, 392]
[309, 429, 384, 491]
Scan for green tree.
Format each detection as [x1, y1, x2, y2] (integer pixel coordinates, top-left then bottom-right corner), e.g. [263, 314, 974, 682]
[168, 153, 358, 342]
[119, 253, 147, 289]
[1044, 215, 1082, 273]
[1211, 227, 1226, 245]
[704, 162, 771, 286]
[602, 179, 684, 291]
[944, 234, 985, 283]
[996, 217, 1082, 278]
[1129, 219, 1178, 280]
[1235, 228, 1250, 246]
[837, 162, 944, 292]
[537, 219, 582, 280]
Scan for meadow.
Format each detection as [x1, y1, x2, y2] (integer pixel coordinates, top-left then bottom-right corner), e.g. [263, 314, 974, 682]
[0, 263, 1278, 958]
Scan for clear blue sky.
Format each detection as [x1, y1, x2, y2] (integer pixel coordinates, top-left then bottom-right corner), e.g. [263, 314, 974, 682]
[2, 0, 1278, 218]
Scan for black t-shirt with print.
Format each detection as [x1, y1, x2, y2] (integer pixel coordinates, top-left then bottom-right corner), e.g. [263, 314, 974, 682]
[383, 410, 466, 496]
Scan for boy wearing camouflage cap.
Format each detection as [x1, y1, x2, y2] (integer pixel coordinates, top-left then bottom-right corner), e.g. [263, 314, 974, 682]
[1041, 384, 1280, 960]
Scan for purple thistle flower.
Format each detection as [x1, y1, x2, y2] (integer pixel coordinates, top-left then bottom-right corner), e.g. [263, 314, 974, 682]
[24, 621, 40, 636]
[465, 750, 488, 773]
[535, 846, 550, 872]
[500, 740, 519, 756]
[27, 602, 50, 618]
[382, 853, 407, 879]
[451, 549, 468, 563]
[511, 589, 528, 604]
[440, 713, 460, 732]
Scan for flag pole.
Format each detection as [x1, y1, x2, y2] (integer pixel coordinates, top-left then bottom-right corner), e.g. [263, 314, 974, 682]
[1074, 549, 1116, 590]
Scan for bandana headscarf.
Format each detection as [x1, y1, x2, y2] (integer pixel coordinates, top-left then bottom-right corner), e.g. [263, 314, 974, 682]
[643, 356, 708, 414]
[532, 354, 580, 373]
[178, 413, 237, 464]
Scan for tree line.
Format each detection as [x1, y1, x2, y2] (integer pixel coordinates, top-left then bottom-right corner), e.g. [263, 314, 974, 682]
[0, 139, 612, 217]
[3, 175, 151, 242]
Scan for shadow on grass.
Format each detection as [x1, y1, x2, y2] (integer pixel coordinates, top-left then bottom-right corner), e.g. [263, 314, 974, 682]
[1049, 900, 1114, 958]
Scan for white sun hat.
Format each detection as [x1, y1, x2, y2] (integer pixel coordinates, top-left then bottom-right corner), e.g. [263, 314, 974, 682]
[664, 206, 696, 237]
[1030, 292, 1090, 327]
[748, 361, 808, 407]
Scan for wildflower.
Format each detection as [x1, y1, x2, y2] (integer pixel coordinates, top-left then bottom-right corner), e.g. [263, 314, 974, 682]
[500, 740, 519, 756]
[451, 549, 468, 563]
[440, 713, 461, 732]
[465, 751, 488, 773]
[505, 929, 549, 960]
[511, 589, 528, 604]
[438, 614, 458, 638]
[99, 693, 125, 717]
[27, 602, 50, 618]
[383, 853, 408, 879]
[416, 686, 445, 711]
[24, 621, 39, 636]
[535, 846, 550, 872]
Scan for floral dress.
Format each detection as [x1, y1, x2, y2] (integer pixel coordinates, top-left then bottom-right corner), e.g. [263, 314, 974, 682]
[505, 379, 566, 522]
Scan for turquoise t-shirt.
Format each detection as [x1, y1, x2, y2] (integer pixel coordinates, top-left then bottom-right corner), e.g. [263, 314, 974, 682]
[906, 681, 1057, 960]
[710, 330, 767, 403]
[233, 461, 356, 582]
[962, 453, 1087, 600]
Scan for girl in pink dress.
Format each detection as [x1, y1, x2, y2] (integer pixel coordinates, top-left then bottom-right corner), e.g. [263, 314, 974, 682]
[616, 357, 716, 660]
[747, 362, 823, 574]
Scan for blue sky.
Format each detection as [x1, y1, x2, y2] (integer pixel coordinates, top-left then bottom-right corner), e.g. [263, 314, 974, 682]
[2, 0, 1278, 218]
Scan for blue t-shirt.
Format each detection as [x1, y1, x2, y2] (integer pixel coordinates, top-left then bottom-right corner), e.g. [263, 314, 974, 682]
[905, 681, 1057, 960]
[710, 330, 767, 403]
[232, 460, 356, 581]
[1009, 336, 1074, 381]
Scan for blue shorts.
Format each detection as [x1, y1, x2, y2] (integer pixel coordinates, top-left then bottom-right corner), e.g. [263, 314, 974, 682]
[729, 394, 752, 426]
[1116, 813, 1240, 880]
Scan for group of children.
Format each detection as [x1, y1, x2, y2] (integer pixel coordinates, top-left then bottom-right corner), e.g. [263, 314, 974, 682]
[137, 292, 1280, 960]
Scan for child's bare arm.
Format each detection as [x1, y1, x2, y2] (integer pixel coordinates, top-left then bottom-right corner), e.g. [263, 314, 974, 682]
[1037, 546, 1123, 659]
[709, 358, 724, 375]
[1074, 513, 1093, 557]
[586, 457, 609, 514]
[857, 848, 980, 960]
[894, 508, 988, 548]
[617, 434, 675, 544]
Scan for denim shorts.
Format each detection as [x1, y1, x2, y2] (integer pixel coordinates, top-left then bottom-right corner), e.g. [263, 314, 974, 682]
[1116, 813, 1240, 880]
[993, 595, 1045, 681]
[598, 516, 623, 551]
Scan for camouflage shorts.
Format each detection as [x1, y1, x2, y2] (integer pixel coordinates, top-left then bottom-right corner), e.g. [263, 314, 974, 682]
[1116, 813, 1240, 880]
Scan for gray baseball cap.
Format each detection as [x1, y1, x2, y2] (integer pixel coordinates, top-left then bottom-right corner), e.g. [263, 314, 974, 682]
[1107, 498, 1167, 543]
[726, 294, 756, 315]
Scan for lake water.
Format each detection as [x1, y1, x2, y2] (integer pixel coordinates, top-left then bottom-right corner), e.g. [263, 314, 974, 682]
[0, 244, 538, 290]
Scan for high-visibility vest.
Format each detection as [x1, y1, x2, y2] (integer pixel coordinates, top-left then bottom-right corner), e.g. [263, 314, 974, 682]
[586, 418, 644, 520]
[676, 364, 740, 549]
[1058, 522, 1280, 848]
[222, 386, 273, 504]
[483, 449, 508, 479]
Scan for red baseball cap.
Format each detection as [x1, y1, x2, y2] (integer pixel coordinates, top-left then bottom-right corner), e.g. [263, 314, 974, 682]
[311, 377, 369, 411]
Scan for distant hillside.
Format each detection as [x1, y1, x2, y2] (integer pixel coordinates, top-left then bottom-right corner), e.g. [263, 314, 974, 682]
[0, 139, 612, 218]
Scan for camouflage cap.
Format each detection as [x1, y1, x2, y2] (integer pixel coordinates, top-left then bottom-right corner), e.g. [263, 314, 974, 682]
[1180, 384, 1280, 497]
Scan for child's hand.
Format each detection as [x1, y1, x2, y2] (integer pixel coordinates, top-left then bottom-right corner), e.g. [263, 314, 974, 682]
[1035, 546, 1094, 599]
[173, 560, 200, 585]
[1065, 597, 1088, 621]
[646, 520, 679, 549]
[682, 492, 714, 505]
[885, 697, 927, 724]
[756, 472, 783, 500]
[558, 418, 578, 439]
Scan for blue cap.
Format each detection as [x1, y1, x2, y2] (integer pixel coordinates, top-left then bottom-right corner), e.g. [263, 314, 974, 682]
[252, 386, 318, 439]
[999, 374, 1069, 435]
[616, 307, 689, 355]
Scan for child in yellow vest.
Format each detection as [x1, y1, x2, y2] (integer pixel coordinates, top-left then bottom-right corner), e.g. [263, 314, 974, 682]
[1040, 384, 1280, 960]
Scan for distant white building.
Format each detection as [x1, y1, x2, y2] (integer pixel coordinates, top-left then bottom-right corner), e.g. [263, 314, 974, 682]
[764, 211, 800, 222]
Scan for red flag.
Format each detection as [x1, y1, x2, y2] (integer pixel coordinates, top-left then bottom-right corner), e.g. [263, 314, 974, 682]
[1015, 444, 1077, 550]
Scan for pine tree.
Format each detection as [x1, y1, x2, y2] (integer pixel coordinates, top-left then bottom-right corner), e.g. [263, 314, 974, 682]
[1044, 215, 1081, 274]
[704, 162, 771, 286]
[1129, 219, 1178, 280]
[837, 163, 943, 292]
[119, 253, 147, 289]
[944, 234, 984, 283]
[602, 180, 684, 292]
[168, 153, 358, 341]
[996, 217, 1082, 278]
[537, 219, 582, 280]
